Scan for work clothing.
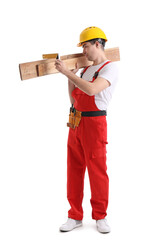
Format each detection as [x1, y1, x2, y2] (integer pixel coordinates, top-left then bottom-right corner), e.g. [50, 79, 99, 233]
[67, 61, 111, 220]
[81, 60, 118, 109]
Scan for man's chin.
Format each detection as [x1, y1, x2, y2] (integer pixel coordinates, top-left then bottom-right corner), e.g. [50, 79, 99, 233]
[85, 55, 92, 61]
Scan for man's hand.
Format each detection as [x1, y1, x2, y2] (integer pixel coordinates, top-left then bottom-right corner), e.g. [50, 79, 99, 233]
[55, 59, 69, 75]
[55, 60, 79, 76]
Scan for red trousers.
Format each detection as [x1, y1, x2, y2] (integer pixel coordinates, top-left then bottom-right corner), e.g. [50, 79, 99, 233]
[67, 115, 109, 220]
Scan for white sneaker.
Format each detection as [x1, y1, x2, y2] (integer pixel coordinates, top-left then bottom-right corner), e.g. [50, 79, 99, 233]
[96, 218, 111, 233]
[59, 218, 82, 232]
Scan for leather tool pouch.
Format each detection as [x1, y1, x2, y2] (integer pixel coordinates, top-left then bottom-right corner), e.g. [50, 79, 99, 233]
[67, 105, 82, 129]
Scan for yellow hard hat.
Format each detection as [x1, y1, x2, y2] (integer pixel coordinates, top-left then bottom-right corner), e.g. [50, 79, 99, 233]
[77, 26, 108, 47]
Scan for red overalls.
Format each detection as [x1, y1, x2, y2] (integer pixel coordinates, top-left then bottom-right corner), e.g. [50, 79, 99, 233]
[67, 61, 111, 220]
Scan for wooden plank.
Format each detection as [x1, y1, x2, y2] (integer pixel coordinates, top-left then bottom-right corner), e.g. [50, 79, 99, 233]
[61, 47, 120, 61]
[61, 53, 83, 60]
[38, 55, 92, 77]
[19, 47, 120, 80]
[19, 58, 56, 80]
[104, 47, 120, 62]
[38, 47, 120, 77]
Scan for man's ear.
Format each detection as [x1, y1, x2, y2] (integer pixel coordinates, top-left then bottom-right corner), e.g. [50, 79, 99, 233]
[95, 41, 100, 48]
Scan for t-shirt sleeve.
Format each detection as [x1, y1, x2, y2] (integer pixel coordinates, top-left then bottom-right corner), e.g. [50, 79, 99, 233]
[98, 62, 119, 86]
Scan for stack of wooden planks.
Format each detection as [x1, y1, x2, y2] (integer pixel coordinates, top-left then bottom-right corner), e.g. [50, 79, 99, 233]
[19, 47, 120, 80]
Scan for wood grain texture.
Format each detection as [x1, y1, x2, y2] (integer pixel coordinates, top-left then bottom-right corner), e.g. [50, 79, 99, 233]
[19, 58, 57, 80]
[19, 47, 120, 80]
[38, 55, 92, 76]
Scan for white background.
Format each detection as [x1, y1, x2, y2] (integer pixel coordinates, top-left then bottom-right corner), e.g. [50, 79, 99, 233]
[0, 0, 160, 239]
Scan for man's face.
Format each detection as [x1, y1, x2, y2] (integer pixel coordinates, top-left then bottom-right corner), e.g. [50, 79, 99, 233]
[82, 42, 97, 61]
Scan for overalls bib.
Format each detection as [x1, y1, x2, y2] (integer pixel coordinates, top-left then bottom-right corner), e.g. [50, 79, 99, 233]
[67, 61, 111, 220]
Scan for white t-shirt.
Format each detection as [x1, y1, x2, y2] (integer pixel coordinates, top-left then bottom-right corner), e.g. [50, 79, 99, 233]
[81, 60, 118, 110]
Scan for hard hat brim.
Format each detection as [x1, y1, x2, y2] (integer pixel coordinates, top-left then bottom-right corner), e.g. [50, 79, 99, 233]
[77, 42, 83, 47]
[77, 38, 107, 47]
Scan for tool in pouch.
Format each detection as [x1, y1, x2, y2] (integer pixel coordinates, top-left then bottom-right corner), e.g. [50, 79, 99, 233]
[67, 104, 82, 129]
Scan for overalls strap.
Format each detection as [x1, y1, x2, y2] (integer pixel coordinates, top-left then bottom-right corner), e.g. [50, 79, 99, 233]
[93, 61, 111, 80]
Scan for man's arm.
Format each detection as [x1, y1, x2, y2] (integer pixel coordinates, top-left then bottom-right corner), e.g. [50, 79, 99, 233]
[67, 62, 79, 104]
[68, 80, 75, 104]
[55, 60, 110, 96]
[66, 71, 110, 96]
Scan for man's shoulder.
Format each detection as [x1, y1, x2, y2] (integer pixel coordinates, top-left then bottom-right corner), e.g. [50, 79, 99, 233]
[81, 61, 119, 76]
[100, 61, 119, 73]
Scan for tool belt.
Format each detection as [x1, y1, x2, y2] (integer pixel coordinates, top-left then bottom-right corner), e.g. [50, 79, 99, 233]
[67, 105, 107, 129]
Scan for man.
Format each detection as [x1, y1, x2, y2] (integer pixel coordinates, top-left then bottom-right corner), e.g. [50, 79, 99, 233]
[55, 26, 118, 233]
